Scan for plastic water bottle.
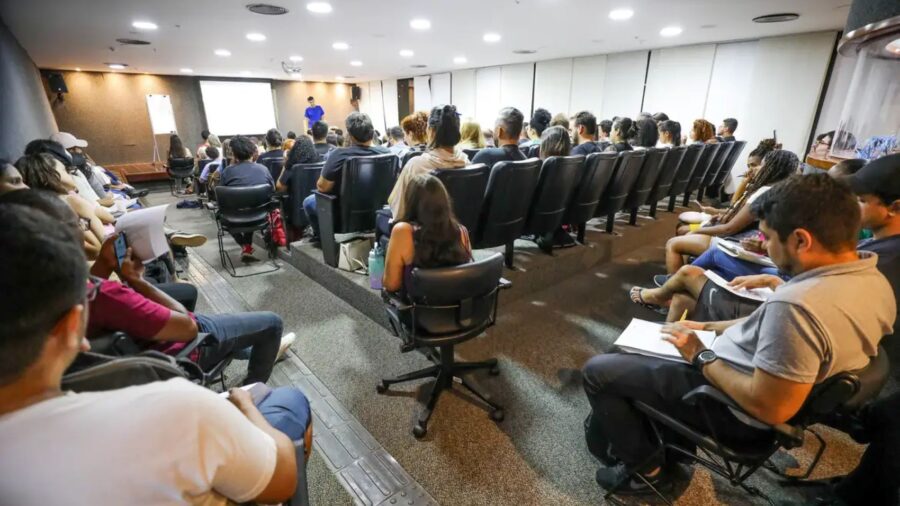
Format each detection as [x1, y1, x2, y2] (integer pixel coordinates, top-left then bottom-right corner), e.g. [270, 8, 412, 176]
[369, 243, 385, 290]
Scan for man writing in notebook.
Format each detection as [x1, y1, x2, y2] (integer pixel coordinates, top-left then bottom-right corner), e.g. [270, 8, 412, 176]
[582, 174, 896, 495]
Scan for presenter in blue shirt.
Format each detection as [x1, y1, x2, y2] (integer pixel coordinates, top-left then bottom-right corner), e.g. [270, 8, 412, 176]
[305, 96, 324, 129]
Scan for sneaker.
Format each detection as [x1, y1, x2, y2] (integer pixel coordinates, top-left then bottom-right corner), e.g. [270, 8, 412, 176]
[276, 332, 296, 361]
[595, 462, 673, 496]
[170, 232, 207, 248]
[240, 245, 255, 262]
[653, 274, 671, 287]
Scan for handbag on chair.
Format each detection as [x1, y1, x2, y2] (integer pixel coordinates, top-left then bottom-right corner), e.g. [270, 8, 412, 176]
[337, 236, 372, 274]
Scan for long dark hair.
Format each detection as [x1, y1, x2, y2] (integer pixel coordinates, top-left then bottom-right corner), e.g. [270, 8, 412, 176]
[722, 149, 799, 223]
[612, 117, 635, 144]
[15, 153, 68, 194]
[398, 174, 469, 268]
[167, 134, 186, 159]
[427, 105, 461, 150]
[634, 118, 659, 147]
[658, 120, 682, 146]
[539, 126, 571, 159]
[285, 136, 321, 169]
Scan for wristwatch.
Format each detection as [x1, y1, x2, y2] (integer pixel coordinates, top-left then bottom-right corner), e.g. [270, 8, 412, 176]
[692, 349, 718, 370]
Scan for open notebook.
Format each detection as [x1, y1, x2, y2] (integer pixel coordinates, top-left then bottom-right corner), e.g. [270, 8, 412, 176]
[704, 270, 774, 303]
[614, 318, 718, 364]
[713, 237, 777, 268]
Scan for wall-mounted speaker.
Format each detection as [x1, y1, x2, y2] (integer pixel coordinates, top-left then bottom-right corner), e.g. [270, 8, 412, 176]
[351, 85, 361, 101]
[47, 72, 68, 94]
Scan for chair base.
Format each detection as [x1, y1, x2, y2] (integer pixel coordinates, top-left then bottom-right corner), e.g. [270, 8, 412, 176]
[216, 227, 280, 278]
[376, 344, 503, 438]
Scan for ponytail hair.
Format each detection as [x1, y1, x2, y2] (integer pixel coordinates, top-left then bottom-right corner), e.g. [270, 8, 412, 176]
[428, 105, 461, 150]
[612, 117, 635, 143]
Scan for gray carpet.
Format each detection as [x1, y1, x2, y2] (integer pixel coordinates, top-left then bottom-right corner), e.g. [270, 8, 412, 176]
[150, 191, 864, 506]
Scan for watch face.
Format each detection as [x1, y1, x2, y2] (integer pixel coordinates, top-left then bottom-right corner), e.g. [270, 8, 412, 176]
[698, 350, 717, 364]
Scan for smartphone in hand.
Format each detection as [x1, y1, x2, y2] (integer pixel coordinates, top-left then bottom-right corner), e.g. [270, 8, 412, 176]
[114, 233, 128, 267]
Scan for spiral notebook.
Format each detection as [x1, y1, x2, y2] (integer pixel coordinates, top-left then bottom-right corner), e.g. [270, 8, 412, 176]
[614, 318, 717, 364]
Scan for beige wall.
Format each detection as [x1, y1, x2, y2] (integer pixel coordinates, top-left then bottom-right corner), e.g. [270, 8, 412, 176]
[43, 69, 354, 165]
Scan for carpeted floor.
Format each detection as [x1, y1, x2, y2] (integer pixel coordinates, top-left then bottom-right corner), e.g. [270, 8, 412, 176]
[150, 190, 864, 506]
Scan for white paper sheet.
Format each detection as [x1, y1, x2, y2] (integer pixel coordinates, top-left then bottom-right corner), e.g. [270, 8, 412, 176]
[704, 270, 774, 303]
[114, 205, 169, 263]
[713, 237, 777, 268]
[614, 318, 717, 364]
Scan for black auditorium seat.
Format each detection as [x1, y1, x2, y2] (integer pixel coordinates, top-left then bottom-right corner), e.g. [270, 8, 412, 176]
[594, 150, 646, 234]
[666, 143, 704, 212]
[432, 164, 490, 240]
[561, 152, 618, 244]
[699, 141, 734, 200]
[314, 154, 399, 267]
[472, 158, 541, 268]
[526, 144, 541, 159]
[645, 145, 686, 218]
[285, 162, 324, 233]
[683, 143, 721, 206]
[400, 150, 424, 169]
[623, 147, 669, 225]
[522, 155, 585, 253]
[260, 156, 286, 183]
[708, 140, 747, 200]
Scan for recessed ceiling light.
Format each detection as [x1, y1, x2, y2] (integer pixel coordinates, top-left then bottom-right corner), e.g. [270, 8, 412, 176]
[483, 33, 501, 43]
[240, 71, 252, 76]
[332, 41, 349, 50]
[608, 8, 633, 21]
[132, 20, 158, 30]
[116, 38, 150, 45]
[75, 67, 82, 71]
[410, 18, 431, 30]
[350, 60, 362, 66]
[410, 64, 427, 69]
[453, 56, 467, 64]
[246, 3, 289, 15]
[752, 13, 800, 23]
[214, 49, 231, 57]
[512, 49, 537, 55]
[107, 63, 127, 70]
[659, 26, 682, 37]
[246, 32, 267, 42]
[399, 49, 414, 57]
[180, 68, 193, 73]
[335, 75, 345, 80]
[306, 2, 332, 13]
[289, 55, 303, 62]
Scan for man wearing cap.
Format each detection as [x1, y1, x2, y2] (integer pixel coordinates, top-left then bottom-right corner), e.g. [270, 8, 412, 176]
[49, 132, 119, 206]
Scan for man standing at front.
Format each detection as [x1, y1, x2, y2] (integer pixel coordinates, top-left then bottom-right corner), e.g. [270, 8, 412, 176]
[305, 96, 325, 131]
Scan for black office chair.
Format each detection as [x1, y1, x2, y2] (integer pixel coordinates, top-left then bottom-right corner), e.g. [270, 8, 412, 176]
[699, 141, 734, 201]
[708, 140, 747, 200]
[645, 146, 686, 218]
[401, 150, 424, 169]
[623, 147, 669, 225]
[285, 162, 324, 233]
[167, 156, 195, 196]
[666, 143, 704, 212]
[526, 144, 541, 159]
[260, 156, 286, 183]
[214, 184, 279, 277]
[314, 154, 399, 267]
[607, 348, 891, 506]
[594, 150, 646, 234]
[472, 159, 541, 268]
[562, 152, 618, 244]
[378, 252, 512, 438]
[523, 155, 585, 253]
[432, 164, 490, 240]
[462, 148, 481, 160]
[683, 143, 721, 206]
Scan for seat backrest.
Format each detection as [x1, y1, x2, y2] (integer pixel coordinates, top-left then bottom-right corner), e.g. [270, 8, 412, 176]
[197, 158, 212, 174]
[562, 152, 618, 225]
[712, 140, 748, 187]
[401, 150, 424, 168]
[668, 143, 704, 197]
[407, 252, 504, 335]
[474, 158, 541, 247]
[63, 351, 189, 393]
[260, 156, 286, 182]
[168, 156, 194, 176]
[287, 162, 324, 225]
[647, 145, 687, 203]
[701, 141, 734, 187]
[595, 150, 646, 216]
[623, 147, 669, 210]
[525, 155, 585, 234]
[685, 143, 721, 193]
[462, 148, 481, 160]
[338, 154, 399, 232]
[432, 164, 490, 239]
[215, 184, 274, 220]
[527, 144, 541, 159]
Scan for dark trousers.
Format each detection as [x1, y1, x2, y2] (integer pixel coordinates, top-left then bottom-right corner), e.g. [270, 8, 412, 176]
[195, 311, 283, 384]
[582, 353, 771, 469]
[835, 392, 900, 506]
[157, 282, 198, 311]
[231, 232, 254, 246]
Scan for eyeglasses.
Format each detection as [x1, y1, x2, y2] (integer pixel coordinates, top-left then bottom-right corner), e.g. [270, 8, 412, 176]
[87, 275, 103, 302]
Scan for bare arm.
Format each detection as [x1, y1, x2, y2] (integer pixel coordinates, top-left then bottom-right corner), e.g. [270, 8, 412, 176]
[691, 201, 756, 237]
[66, 194, 106, 241]
[316, 175, 335, 193]
[275, 167, 288, 193]
[383, 223, 414, 293]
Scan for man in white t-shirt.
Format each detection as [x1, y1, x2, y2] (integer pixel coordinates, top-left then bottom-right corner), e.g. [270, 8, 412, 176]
[0, 198, 310, 505]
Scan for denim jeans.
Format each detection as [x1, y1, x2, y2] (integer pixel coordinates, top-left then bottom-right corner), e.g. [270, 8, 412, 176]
[302, 194, 319, 237]
[195, 311, 283, 384]
[258, 387, 311, 506]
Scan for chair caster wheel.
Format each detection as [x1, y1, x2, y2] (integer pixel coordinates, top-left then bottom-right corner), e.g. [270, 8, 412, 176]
[491, 409, 504, 422]
[489, 365, 500, 376]
[376, 383, 388, 394]
[412, 424, 427, 438]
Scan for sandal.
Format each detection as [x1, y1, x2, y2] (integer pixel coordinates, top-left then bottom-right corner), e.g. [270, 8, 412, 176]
[629, 287, 669, 315]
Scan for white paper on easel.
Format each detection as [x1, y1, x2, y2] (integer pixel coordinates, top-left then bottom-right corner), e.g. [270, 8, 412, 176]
[146, 94, 177, 135]
[114, 205, 169, 262]
[614, 318, 717, 364]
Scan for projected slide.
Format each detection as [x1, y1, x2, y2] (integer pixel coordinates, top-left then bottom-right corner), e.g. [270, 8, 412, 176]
[199, 80, 278, 136]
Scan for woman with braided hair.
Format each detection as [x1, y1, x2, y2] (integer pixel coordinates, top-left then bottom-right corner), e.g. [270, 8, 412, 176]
[662, 149, 800, 274]
[730, 138, 780, 204]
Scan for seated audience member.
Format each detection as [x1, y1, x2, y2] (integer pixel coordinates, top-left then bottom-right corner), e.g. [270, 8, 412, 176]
[0, 159, 27, 194]
[472, 107, 527, 168]
[458, 118, 486, 150]
[303, 112, 390, 240]
[828, 157, 868, 178]
[198, 146, 222, 186]
[400, 111, 429, 151]
[483, 129, 495, 148]
[570, 111, 607, 156]
[49, 132, 117, 207]
[0, 202, 309, 505]
[383, 174, 472, 294]
[717, 118, 738, 142]
[310, 120, 334, 159]
[632, 118, 659, 150]
[657, 120, 681, 148]
[207, 133, 223, 156]
[195, 129, 211, 158]
[518, 121, 531, 146]
[523, 108, 552, 147]
[728, 139, 778, 204]
[257, 128, 285, 167]
[287, 130, 297, 140]
[389, 105, 468, 218]
[605, 117, 635, 153]
[652, 112, 669, 123]
[168, 134, 193, 160]
[856, 134, 897, 161]
[663, 150, 799, 273]
[688, 119, 717, 145]
[539, 126, 572, 159]
[282, 137, 295, 154]
[386, 126, 409, 157]
[598, 119, 613, 143]
[585, 173, 896, 494]
[219, 135, 275, 261]
[24, 139, 114, 214]
[277, 136, 322, 193]
[550, 113, 570, 130]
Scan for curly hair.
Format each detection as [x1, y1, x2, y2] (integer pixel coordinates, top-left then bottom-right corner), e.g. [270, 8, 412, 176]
[749, 138, 778, 159]
[691, 119, 716, 143]
[285, 135, 320, 169]
[401, 111, 428, 146]
[15, 153, 67, 194]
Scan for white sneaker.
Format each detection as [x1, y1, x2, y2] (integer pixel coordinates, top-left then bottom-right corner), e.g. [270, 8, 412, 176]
[276, 332, 296, 361]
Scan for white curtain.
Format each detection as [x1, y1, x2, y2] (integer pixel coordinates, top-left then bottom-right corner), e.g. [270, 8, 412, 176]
[500, 63, 534, 120]
[600, 51, 648, 120]
[569, 55, 607, 117]
[475, 67, 502, 128]
[413, 75, 431, 113]
[381, 79, 399, 131]
[533, 58, 573, 117]
[430, 73, 451, 108]
[643, 44, 716, 125]
[451, 69, 476, 119]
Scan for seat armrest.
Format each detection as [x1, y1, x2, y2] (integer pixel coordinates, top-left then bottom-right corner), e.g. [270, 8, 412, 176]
[381, 289, 412, 310]
[683, 384, 742, 410]
[683, 385, 804, 443]
[175, 332, 212, 360]
[499, 277, 512, 290]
